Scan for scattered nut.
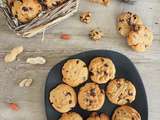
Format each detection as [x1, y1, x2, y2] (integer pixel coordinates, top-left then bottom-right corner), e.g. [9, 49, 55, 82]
[4, 46, 23, 63]
[26, 57, 46, 65]
[80, 11, 92, 24]
[90, 0, 111, 6]
[89, 28, 103, 41]
[18, 79, 33, 87]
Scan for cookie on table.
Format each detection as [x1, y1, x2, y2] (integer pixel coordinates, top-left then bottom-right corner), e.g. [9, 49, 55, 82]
[90, 0, 111, 6]
[106, 78, 136, 105]
[117, 11, 143, 37]
[87, 112, 110, 120]
[127, 24, 153, 52]
[112, 105, 141, 120]
[49, 84, 77, 113]
[62, 59, 88, 87]
[11, 0, 42, 23]
[78, 82, 105, 111]
[45, 0, 66, 8]
[89, 57, 116, 84]
[59, 112, 83, 120]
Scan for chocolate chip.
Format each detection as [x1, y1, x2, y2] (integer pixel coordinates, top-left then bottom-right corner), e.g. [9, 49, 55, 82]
[104, 63, 108, 67]
[101, 58, 104, 62]
[22, 6, 29, 12]
[104, 71, 108, 76]
[64, 92, 71, 96]
[76, 60, 79, 64]
[119, 19, 124, 22]
[29, 7, 33, 10]
[69, 100, 72, 104]
[83, 65, 87, 67]
[15, 14, 18, 18]
[90, 88, 96, 97]
[118, 27, 122, 31]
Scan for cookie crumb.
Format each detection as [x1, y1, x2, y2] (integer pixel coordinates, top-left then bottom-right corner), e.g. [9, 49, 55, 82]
[4, 46, 23, 63]
[89, 28, 103, 41]
[18, 79, 33, 87]
[80, 11, 92, 24]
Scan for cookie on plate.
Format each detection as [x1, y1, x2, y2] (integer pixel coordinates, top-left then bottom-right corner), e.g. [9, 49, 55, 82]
[62, 59, 88, 87]
[89, 57, 116, 84]
[49, 84, 77, 113]
[106, 78, 136, 105]
[127, 24, 153, 52]
[45, 0, 66, 8]
[112, 105, 141, 120]
[117, 11, 143, 37]
[78, 82, 105, 111]
[87, 112, 110, 120]
[11, 0, 42, 23]
[59, 112, 83, 120]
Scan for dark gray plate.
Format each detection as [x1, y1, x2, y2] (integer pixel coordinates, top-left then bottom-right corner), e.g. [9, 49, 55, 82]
[45, 50, 148, 120]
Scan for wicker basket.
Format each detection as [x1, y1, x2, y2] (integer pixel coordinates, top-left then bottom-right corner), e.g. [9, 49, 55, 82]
[0, 0, 79, 37]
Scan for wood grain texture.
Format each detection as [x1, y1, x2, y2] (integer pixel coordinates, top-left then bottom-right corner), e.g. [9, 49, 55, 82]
[0, 0, 160, 120]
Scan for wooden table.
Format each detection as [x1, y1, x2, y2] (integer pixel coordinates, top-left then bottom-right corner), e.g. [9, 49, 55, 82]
[0, 0, 160, 119]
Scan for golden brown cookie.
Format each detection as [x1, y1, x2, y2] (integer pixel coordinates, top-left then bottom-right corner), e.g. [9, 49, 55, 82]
[59, 112, 83, 120]
[49, 84, 77, 113]
[11, 0, 42, 23]
[106, 78, 136, 105]
[45, 0, 66, 9]
[89, 57, 116, 84]
[62, 59, 88, 87]
[127, 24, 153, 52]
[89, 0, 111, 6]
[117, 12, 143, 37]
[78, 83, 105, 111]
[112, 106, 141, 120]
[87, 112, 110, 120]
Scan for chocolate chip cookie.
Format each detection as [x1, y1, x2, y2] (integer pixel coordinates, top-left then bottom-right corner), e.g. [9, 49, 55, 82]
[112, 105, 141, 120]
[127, 24, 153, 52]
[44, 0, 66, 9]
[11, 0, 42, 23]
[49, 84, 77, 113]
[78, 83, 105, 111]
[62, 59, 88, 87]
[117, 12, 143, 37]
[87, 112, 110, 120]
[106, 78, 136, 105]
[89, 57, 116, 84]
[59, 112, 83, 120]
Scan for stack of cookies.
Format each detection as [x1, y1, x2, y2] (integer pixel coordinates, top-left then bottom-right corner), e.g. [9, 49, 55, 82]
[10, 0, 68, 23]
[117, 11, 153, 52]
[49, 57, 141, 120]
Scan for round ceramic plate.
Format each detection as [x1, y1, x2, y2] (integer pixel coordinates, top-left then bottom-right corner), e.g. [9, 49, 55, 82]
[45, 50, 148, 120]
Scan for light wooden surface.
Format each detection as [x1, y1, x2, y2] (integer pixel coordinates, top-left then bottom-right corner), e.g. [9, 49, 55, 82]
[0, 0, 160, 120]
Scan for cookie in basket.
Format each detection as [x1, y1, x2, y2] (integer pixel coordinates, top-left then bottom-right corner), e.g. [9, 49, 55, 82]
[127, 24, 153, 52]
[11, 0, 42, 23]
[62, 59, 88, 87]
[49, 84, 77, 113]
[87, 112, 110, 120]
[89, 57, 116, 84]
[78, 83, 105, 111]
[106, 78, 136, 105]
[45, 0, 67, 8]
[112, 105, 141, 120]
[117, 11, 143, 37]
[59, 112, 83, 120]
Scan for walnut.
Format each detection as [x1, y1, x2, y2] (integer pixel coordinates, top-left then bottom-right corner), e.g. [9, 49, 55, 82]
[89, 29, 103, 41]
[80, 11, 92, 24]
[90, 0, 111, 6]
